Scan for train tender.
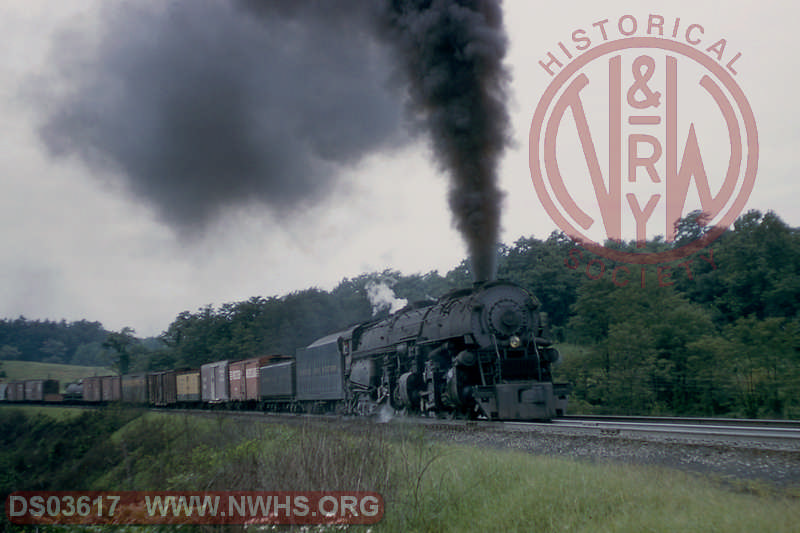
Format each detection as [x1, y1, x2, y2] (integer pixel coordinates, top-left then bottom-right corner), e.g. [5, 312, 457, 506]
[302, 280, 569, 420]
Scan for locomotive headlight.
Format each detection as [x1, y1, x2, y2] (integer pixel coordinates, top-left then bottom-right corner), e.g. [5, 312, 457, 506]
[509, 335, 522, 348]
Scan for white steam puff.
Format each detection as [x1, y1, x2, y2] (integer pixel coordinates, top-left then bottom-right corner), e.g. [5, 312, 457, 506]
[365, 281, 408, 316]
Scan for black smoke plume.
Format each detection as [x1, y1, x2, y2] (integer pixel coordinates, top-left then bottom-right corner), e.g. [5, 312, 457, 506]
[38, 0, 511, 281]
[39, 0, 406, 235]
[376, 0, 510, 280]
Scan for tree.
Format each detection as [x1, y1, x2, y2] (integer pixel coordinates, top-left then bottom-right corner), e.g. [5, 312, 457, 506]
[40, 339, 67, 363]
[103, 327, 137, 374]
[71, 342, 107, 367]
[0, 317, 108, 363]
[681, 210, 800, 322]
[0, 345, 21, 360]
[563, 272, 715, 414]
[672, 210, 711, 247]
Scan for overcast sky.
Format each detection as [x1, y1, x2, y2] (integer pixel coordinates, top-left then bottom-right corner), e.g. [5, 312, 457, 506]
[0, 1, 796, 337]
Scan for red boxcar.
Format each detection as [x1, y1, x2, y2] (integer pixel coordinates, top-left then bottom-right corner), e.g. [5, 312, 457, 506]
[229, 356, 287, 402]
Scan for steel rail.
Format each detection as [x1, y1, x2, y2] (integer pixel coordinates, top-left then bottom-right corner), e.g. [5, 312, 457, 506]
[499, 417, 800, 449]
[559, 414, 800, 429]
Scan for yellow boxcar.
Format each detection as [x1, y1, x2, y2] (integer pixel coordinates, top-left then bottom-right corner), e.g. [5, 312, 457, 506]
[176, 370, 201, 403]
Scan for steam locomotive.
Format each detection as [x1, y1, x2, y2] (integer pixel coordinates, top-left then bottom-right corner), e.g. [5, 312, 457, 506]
[314, 279, 570, 420]
[1, 281, 569, 421]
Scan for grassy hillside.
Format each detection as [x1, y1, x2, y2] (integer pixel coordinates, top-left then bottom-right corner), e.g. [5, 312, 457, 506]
[1, 410, 798, 532]
[0, 360, 113, 390]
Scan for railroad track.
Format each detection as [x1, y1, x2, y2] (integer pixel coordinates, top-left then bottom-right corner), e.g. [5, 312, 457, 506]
[498, 415, 800, 450]
[330, 411, 800, 450]
[8, 403, 800, 450]
[559, 414, 800, 428]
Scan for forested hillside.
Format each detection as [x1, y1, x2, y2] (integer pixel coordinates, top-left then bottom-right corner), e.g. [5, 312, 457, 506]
[2, 209, 798, 418]
[0, 321, 160, 373]
[561, 210, 800, 418]
[0, 319, 110, 366]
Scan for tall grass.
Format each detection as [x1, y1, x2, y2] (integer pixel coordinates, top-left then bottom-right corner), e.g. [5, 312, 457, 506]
[97, 414, 399, 499]
[380, 443, 800, 533]
[96, 413, 800, 532]
[3, 410, 798, 532]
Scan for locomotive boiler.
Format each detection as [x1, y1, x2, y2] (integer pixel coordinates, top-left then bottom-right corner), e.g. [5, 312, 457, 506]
[296, 280, 569, 420]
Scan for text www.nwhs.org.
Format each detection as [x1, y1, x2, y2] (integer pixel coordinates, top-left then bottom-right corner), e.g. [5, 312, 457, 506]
[7, 491, 384, 525]
[146, 493, 381, 519]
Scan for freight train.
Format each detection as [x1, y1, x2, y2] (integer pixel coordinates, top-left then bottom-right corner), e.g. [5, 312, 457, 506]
[0, 281, 569, 421]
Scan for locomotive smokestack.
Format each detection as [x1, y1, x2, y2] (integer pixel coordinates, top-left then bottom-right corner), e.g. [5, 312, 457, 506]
[377, 0, 511, 282]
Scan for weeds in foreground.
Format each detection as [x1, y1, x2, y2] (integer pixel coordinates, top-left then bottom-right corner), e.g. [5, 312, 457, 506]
[3, 411, 799, 532]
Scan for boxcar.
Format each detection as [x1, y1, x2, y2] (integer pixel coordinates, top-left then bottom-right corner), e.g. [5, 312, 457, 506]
[24, 380, 59, 402]
[259, 360, 295, 401]
[229, 356, 287, 403]
[228, 359, 247, 402]
[122, 372, 149, 404]
[101, 376, 121, 402]
[7, 381, 25, 402]
[147, 371, 177, 406]
[201, 361, 229, 403]
[0, 383, 7, 401]
[83, 376, 103, 403]
[176, 370, 201, 403]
